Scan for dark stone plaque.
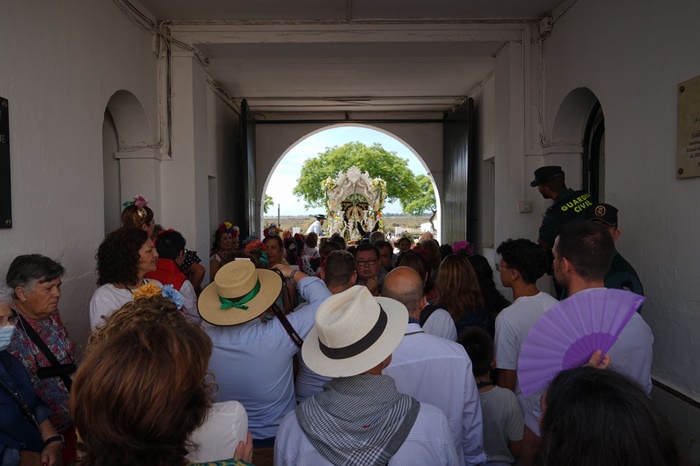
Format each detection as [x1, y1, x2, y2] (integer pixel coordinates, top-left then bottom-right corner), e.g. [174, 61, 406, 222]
[0, 97, 11, 228]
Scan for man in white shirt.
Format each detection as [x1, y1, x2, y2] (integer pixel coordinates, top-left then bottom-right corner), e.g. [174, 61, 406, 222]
[494, 238, 558, 465]
[305, 214, 326, 236]
[275, 285, 458, 465]
[382, 267, 487, 466]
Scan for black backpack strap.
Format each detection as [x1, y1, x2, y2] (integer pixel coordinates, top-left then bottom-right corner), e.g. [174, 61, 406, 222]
[0, 377, 41, 431]
[16, 314, 75, 392]
[419, 304, 439, 327]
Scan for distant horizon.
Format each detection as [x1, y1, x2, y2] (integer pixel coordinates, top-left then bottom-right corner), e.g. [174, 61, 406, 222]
[263, 126, 430, 216]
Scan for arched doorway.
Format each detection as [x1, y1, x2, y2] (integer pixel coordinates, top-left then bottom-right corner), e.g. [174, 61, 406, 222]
[552, 88, 605, 201]
[102, 90, 157, 234]
[260, 124, 442, 242]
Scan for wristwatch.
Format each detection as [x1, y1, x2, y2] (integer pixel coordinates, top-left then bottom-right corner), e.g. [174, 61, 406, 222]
[44, 434, 64, 447]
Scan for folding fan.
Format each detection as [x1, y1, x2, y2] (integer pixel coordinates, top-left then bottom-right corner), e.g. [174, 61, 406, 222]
[517, 288, 645, 396]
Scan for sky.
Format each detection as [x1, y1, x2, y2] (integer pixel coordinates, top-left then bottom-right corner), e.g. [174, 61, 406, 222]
[264, 126, 428, 217]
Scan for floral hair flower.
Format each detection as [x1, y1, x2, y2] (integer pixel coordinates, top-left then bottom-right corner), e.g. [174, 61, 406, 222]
[161, 285, 185, 310]
[245, 240, 267, 254]
[218, 221, 235, 234]
[245, 240, 269, 265]
[132, 282, 185, 310]
[453, 240, 474, 255]
[123, 194, 149, 208]
[263, 225, 280, 238]
[132, 282, 163, 301]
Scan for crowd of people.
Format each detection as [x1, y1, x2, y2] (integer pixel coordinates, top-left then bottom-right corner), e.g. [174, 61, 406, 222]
[0, 172, 687, 466]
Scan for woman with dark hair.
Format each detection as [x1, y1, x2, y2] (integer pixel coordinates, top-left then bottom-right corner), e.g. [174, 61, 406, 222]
[395, 250, 457, 341]
[433, 254, 494, 338]
[5, 254, 78, 464]
[537, 366, 685, 466]
[73, 296, 253, 466]
[467, 254, 511, 319]
[89, 227, 160, 329]
[303, 232, 320, 259]
[210, 222, 240, 280]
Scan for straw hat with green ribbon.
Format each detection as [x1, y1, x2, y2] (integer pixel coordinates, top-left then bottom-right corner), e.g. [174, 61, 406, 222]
[198, 260, 282, 326]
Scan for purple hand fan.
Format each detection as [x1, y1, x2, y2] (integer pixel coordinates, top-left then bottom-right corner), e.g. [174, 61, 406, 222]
[517, 288, 645, 396]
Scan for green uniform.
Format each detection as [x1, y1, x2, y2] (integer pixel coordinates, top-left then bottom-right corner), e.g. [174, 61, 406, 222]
[538, 188, 594, 248]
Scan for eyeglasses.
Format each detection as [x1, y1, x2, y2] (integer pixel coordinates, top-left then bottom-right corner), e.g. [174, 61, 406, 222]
[495, 262, 515, 271]
[356, 259, 378, 267]
[0, 315, 18, 326]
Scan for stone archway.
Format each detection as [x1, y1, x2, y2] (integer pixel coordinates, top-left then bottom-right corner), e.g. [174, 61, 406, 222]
[258, 123, 442, 242]
[102, 90, 158, 234]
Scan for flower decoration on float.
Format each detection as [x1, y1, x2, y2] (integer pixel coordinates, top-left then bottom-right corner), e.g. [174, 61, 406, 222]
[132, 282, 185, 310]
[452, 240, 474, 255]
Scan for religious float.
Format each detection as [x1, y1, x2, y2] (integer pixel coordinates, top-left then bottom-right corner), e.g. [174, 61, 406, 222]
[322, 166, 386, 242]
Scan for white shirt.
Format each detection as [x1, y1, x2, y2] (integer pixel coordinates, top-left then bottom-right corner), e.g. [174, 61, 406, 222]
[188, 401, 248, 463]
[383, 323, 488, 466]
[274, 403, 459, 466]
[423, 307, 458, 341]
[89, 279, 162, 329]
[306, 220, 323, 236]
[180, 279, 201, 325]
[494, 291, 557, 434]
[479, 386, 523, 465]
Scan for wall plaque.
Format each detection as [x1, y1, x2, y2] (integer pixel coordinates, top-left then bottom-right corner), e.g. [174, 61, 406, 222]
[0, 97, 11, 228]
[677, 76, 700, 179]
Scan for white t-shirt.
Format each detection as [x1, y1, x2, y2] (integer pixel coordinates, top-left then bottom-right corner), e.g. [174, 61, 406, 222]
[89, 280, 162, 330]
[479, 386, 523, 465]
[188, 401, 248, 463]
[494, 291, 558, 434]
[423, 307, 458, 341]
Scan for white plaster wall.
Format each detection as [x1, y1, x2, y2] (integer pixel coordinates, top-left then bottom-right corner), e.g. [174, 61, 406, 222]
[255, 122, 443, 233]
[493, 43, 547, 245]
[543, 0, 700, 399]
[0, 0, 158, 347]
[163, 52, 240, 282]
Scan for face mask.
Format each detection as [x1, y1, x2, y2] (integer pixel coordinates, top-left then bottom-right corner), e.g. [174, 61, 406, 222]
[0, 325, 15, 352]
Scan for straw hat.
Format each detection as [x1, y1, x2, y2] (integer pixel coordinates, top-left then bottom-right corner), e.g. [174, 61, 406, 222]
[198, 260, 282, 326]
[302, 285, 408, 377]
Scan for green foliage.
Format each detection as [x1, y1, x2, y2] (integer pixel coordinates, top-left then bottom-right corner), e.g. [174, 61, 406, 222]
[403, 174, 436, 215]
[292, 142, 420, 209]
[263, 194, 275, 214]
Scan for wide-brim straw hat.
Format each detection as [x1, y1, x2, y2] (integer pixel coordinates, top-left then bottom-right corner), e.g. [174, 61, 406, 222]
[302, 285, 408, 378]
[198, 260, 282, 326]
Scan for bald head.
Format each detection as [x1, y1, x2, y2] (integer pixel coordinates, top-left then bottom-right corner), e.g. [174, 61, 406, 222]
[382, 266, 425, 316]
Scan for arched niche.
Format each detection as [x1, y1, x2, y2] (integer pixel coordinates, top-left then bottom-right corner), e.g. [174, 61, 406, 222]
[102, 90, 159, 234]
[550, 88, 605, 199]
[259, 123, 442, 241]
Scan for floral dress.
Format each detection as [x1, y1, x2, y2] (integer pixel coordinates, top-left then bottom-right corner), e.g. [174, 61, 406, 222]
[7, 309, 77, 433]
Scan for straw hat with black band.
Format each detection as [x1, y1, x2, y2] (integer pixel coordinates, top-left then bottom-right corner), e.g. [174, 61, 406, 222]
[302, 285, 408, 378]
[198, 260, 283, 326]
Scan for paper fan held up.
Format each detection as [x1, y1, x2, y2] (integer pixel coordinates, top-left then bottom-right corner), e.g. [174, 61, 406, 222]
[517, 288, 645, 396]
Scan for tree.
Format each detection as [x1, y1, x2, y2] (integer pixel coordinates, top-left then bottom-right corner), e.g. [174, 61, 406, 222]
[293, 142, 420, 209]
[403, 174, 437, 230]
[263, 194, 275, 214]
